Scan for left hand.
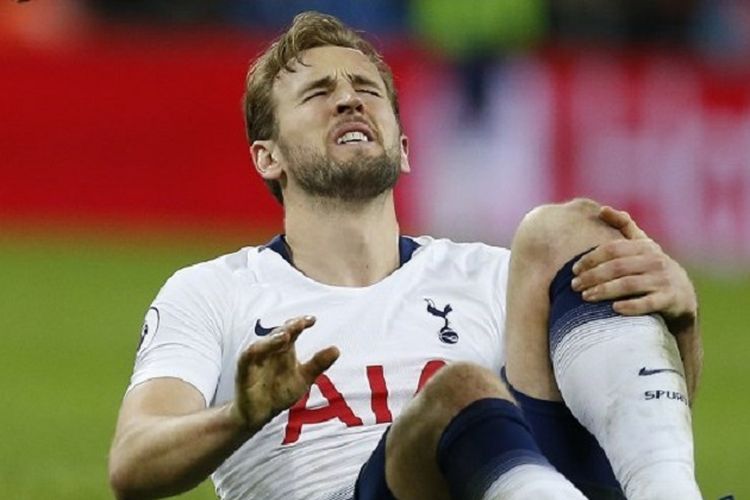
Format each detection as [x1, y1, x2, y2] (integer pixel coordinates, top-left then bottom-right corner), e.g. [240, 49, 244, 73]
[570, 206, 697, 326]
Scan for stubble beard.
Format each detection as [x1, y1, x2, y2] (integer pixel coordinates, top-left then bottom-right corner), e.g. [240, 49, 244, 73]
[279, 139, 402, 203]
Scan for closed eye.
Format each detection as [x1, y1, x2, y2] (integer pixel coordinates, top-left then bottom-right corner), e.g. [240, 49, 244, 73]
[358, 89, 382, 97]
[302, 90, 327, 102]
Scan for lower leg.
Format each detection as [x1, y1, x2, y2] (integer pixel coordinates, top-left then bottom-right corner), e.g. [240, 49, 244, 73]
[436, 397, 585, 500]
[506, 199, 700, 499]
[385, 362, 584, 500]
[550, 255, 700, 499]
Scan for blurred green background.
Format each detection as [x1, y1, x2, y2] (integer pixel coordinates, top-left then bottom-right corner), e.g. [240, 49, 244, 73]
[0, 232, 747, 499]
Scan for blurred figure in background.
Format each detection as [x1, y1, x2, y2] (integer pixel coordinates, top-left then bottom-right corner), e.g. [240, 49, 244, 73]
[225, 0, 408, 35]
[0, 0, 89, 46]
[549, 0, 698, 46]
[83, 0, 224, 25]
[693, 0, 750, 63]
[411, 0, 546, 124]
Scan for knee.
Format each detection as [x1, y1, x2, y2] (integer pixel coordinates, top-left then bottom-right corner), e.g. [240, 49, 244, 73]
[517, 198, 602, 250]
[419, 362, 511, 410]
[385, 363, 514, 498]
[512, 198, 618, 268]
[391, 362, 511, 443]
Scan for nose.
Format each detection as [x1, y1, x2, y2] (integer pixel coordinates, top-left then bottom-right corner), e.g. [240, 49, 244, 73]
[335, 88, 364, 115]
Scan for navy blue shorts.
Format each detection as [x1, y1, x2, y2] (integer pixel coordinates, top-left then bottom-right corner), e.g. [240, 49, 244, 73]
[352, 427, 396, 500]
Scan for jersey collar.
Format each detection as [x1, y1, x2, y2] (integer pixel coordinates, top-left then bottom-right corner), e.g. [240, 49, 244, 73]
[261, 234, 420, 268]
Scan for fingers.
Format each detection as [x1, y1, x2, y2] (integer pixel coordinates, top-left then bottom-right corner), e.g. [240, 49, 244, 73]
[569, 238, 674, 312]
[572, 238, 662, 277]
[300, 346, 340, 384]
[260, 315, 316, 354]
[598, 206, 648, 240]
[236, 315, 316, 377]
[566, 213, 698, 324]
[285, 315, 316, 343]
[612, 292, 673, 316]
[576, 273, 664, 302]
[236, 315, 341, 383]
[572, 253, 666, 293]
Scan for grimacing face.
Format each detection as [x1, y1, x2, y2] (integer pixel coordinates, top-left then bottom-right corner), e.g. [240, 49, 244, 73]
[251, 46, 410, 203]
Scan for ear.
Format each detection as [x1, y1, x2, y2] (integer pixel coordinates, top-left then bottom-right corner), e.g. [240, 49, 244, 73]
[250, 140, 282, 180]
[399, 134, 411, 174]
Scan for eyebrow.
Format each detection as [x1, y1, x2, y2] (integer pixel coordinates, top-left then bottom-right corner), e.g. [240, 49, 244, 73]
[348, 73, 382, 90]
[298, 76, 335, 99]
[297, 73, 383, 99]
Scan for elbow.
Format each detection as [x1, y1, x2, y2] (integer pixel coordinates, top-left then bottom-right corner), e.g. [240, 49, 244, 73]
[108, 448, 193, 500]
[108, 453, 143, 500]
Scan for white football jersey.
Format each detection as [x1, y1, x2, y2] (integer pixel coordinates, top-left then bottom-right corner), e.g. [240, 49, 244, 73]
[128, 235, 511, 500]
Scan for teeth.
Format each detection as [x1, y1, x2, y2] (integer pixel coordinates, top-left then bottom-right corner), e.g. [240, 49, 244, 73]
[337, 131, 369, 144]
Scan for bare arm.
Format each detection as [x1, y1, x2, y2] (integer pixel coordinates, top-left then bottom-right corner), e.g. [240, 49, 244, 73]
[108, 316, 339, 499]
[108, 379, 249, 500]
[669, 312, 703, 404]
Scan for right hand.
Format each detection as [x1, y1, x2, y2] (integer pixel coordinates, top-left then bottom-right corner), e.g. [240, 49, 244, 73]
[231, 315, 340, 431]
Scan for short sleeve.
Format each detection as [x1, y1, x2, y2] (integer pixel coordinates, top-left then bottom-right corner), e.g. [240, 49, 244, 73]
[126, 263, 231, 406]
[486, 245, 512, 370]
[495, 248, 511, 328]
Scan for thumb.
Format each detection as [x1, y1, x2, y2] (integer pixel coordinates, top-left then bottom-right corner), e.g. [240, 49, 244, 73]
[599, 205, 648, 240]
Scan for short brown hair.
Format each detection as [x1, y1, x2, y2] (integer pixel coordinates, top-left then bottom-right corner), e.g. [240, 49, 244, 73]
[243, 11, 401, 204]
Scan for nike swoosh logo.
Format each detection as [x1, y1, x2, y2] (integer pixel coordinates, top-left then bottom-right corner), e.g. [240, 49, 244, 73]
[254, 319, 278, 337]
[638, 367, 683, 377]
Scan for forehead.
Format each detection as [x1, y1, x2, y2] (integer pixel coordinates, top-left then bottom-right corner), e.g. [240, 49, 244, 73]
[274, 46, 384, 96]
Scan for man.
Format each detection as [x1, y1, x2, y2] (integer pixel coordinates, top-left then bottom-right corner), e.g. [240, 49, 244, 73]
[109, 12, 702, 500]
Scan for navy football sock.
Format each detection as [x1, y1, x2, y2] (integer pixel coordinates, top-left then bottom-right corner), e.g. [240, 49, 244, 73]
[436, 398, 550, 500]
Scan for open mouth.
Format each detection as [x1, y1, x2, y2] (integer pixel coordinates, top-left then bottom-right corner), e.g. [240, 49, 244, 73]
[336, 130, 371, 145]
[332, 121, 376, 146]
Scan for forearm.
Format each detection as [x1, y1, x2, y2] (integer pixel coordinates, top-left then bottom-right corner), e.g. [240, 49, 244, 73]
[670, 314, 703, 404]
[109, 402, 251, 500]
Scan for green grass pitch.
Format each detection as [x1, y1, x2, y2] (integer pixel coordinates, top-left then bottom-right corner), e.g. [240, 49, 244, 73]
[0, 232, 747, 499]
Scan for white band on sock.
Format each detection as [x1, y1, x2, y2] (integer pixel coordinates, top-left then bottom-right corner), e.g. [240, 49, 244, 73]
[483, 463, 587, 500]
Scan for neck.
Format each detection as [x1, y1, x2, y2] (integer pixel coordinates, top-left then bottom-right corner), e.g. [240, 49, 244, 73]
[283, 192, 400, 287]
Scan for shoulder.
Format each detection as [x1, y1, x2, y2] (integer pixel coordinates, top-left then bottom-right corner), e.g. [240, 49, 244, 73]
[411, 235, 511, 267]
[158, 246, 260, 301]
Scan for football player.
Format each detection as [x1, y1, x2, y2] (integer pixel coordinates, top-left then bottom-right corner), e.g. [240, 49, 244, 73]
[109, 12, 702, 500]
